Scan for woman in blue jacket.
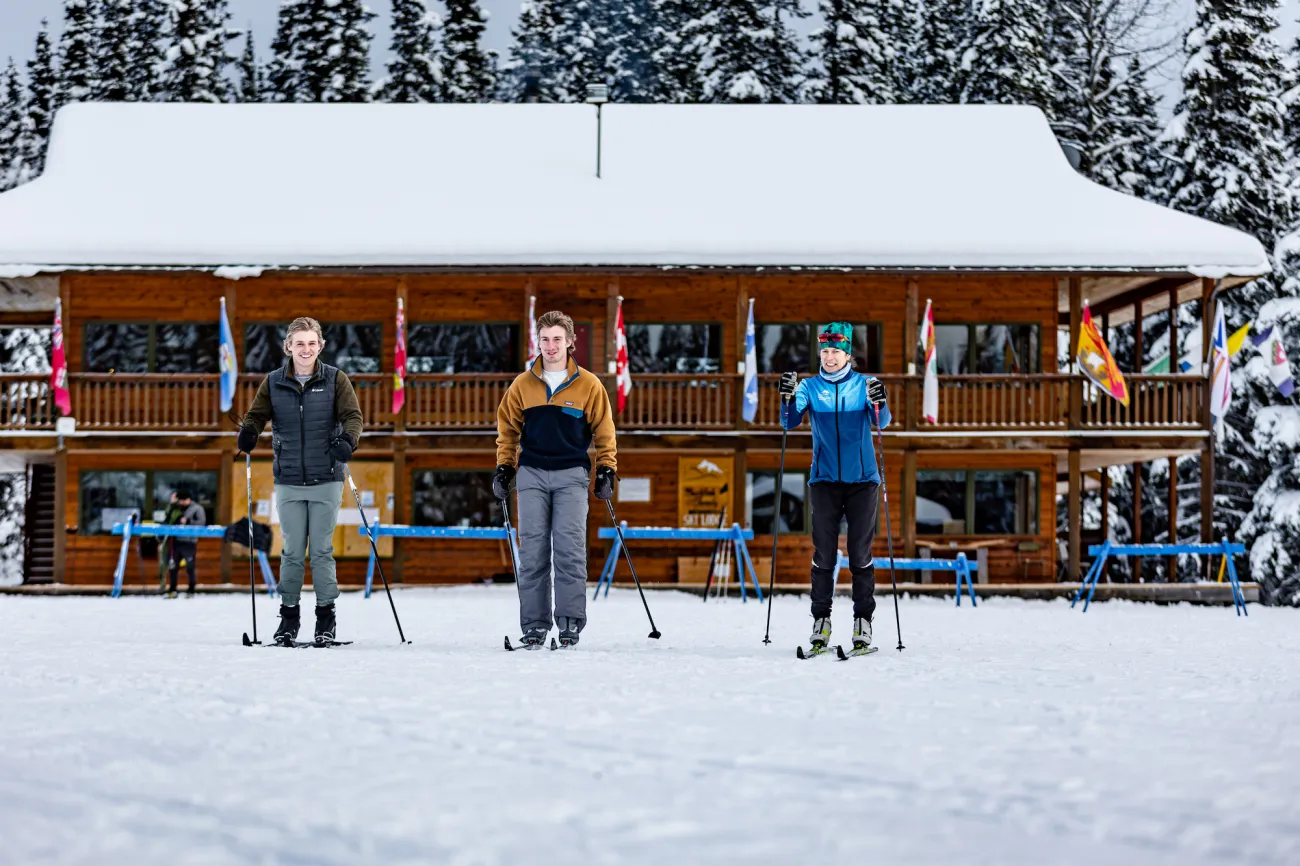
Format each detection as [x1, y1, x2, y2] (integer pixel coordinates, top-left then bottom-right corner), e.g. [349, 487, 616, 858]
[779, 322, 891, 652]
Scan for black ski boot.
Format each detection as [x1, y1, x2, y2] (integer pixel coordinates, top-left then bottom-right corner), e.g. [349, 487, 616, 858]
[557, 617, 580, 648]
[519, 628, 547, 650]
[273, 604, 301, 646]
[314, 603, 337, 646]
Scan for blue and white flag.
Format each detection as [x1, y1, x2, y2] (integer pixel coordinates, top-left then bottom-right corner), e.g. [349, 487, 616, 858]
[743, 298, 758, 423]
[218, 296, 238, 412]
[1252, 324, 1295, 398]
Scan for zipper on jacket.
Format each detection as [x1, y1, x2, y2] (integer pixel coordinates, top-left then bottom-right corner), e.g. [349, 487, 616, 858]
[298, 385, 307, 485]
[834, 380, 842, 483]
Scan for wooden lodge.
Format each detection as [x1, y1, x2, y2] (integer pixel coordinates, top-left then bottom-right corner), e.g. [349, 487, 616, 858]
[0, 102, 1269, 591]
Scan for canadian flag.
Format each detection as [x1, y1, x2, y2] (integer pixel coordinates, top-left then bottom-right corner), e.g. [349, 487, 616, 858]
[525, 295, 539, 368]
[615, 296, 631, 413]
[51, 299, 71, 416]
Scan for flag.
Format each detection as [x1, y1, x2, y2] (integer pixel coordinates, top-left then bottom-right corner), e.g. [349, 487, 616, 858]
[1252, 324, 1294, 398]
[525, 295, 539, 369]
[50, 298, 71, 416]
[919, 299, 938, 423]
[393, 297, 407, 414]
[742, 298, 758, 423]
[1208, 303, 1232, 432]
[1076, 303, 1129, 406]
[615, 296, 631, 413]
[218, 297, 238, 413]
[1227, 323, 1251, 358]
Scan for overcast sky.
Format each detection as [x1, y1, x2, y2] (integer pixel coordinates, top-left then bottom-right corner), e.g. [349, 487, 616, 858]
[1, 0, 1297, 116]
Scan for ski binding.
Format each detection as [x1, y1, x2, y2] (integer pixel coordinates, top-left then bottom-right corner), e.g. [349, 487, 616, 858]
[835, 643, 880, 660]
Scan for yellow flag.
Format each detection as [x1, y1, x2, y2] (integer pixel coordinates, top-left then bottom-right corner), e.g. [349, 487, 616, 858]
[1076, 304, 1130, 406]
[1227, 323, 1250, 358]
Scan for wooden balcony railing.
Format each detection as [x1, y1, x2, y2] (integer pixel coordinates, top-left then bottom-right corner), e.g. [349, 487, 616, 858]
[0, 372, 1209, 434]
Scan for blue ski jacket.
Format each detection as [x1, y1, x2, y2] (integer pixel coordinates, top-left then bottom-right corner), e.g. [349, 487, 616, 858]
[781, 371, 892, 485]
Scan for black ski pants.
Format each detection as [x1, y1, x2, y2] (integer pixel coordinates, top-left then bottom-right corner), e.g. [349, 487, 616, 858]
[809, 481, 879, 621]
[168, 540, 197, 594]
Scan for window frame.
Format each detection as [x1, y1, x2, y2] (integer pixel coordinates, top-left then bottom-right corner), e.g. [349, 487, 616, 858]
[82, 321, 220, 374]
[406, 321, 524, 374]
[78, 468, 219, 535]
[914, 468, 1040, 536]
[926, 322, 1042, 375]
[755, 321, 885, 374]
[625, 321, 725, 375]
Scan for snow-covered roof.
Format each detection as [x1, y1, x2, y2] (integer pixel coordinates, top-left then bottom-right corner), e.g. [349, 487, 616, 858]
[0, 102, 1271, 276]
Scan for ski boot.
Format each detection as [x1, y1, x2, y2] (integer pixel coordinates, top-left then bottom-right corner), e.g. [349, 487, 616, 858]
[314, 603, 337, 646]
[852, 617, 872, 650]
[557, 617, 580, 649]
[809, 617, 832, 649]
[518, 628, 548, 650]
[273, 604, 301, 647]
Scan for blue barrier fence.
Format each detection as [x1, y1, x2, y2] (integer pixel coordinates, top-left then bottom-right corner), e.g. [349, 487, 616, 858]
[111, 517, 278, 598]
[1072, 541, 1249, 614]
[592, 523, 764, 601]
[835, 552, 977, 606]
[357, 524, 521, 598]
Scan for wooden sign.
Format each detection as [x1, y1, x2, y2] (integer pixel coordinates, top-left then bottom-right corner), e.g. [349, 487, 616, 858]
[677, 456, 733, 529]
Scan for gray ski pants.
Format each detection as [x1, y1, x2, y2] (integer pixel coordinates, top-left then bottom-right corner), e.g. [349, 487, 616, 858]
[516, 464, 590, 634]
[275, 481, 343, 607]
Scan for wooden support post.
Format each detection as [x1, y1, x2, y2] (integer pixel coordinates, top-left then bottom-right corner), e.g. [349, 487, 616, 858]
[1133, 300, 1143, 370]
[53, 445, 67, 583]
[1200, 278, 1216, 579]
[1132, 460, 1143, 582]
[1067, 447, 1082, 582]
[1168, 455, 1178, 582]
[1100, 463, 1110, 583]
[902, 450, 917, 558]
[1068, 277, 1082, 429]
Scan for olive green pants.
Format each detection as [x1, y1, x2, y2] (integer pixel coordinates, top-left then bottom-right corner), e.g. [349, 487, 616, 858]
[275, 482, 344, 607]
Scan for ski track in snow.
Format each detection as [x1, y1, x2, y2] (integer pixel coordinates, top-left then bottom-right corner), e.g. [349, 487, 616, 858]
[1, 588, 1297, 866]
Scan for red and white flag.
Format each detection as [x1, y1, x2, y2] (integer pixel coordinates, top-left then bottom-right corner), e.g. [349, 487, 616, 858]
[526, 295, 539, 368]
[392, 297, 406, 414]
[615, 296, 631, 413]
[50, 298, 71, 416]
[918, 298, 937, 423]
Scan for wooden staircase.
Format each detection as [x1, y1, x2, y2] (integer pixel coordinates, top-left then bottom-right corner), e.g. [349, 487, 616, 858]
[23, 463, 56, 584]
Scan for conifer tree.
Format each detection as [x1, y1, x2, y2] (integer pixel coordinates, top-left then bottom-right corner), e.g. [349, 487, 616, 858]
[296, 0, 377, 102]
[959, 0, 1052, 111]
[267, 1, 306, 102]
[506, 0, 563, 101]
[552, 0, 613, 102]
[804, 0, 894, 104]
[97, 0, 135, 100]
[60, 0, 101, 105]
[1099, 57, 1166, 201]
[25, 23, 58, 178]
[157, 0, 241, 103]
[237, 30, 262, 102]
[766, 0, 807, 103]
[914, 0, 971, 103]
[125, 0, 168, 101]
[653, 0, 704, 102]
[607, 0, 661, 101]
[0, 59, 24, 191]
[379, 0, 443, 103]
[689, 0, 793, 103]
[442, 0, 496, 101]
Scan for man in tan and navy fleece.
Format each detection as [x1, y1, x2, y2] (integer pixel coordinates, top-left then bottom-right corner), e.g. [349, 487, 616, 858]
[494, 310, 617, 649]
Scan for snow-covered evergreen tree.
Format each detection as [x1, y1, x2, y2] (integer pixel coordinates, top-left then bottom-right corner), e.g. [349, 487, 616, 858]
[607, 0, 661, 101]
[552, 0, 613, 102]
[296, 0, 377, 102]
[442, 0, 497, 101]
[267, 1, 307, 102]
[960, 0, 1052, 111]
[0, 60, 24, 191]
[1163, 0, 1290, 572]
[157, 0, 240, 103]
[237, 30, 262, 102]
[378, 0, 444, 103]
[765, 0, 807, 103]
[96, 0, 136, 101]
[1098, 56, 1167, 200]
[125, 0, 168, 101]
[59, 0, 101, 105]
[803, 0, 894, 104]
[688, 0, 798, 102]
[914, 0, 971, 103]
[505, 0, 564, 101]
[24, 24, 58, 179]
[654, 0, 704, 102]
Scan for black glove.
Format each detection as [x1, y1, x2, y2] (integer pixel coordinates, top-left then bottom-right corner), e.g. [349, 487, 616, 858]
[866, 378, 887, 406]
[492, 464, 516, 501]
[595, 466, 617, 501]
[236, 426, 258, 453]
[778, 371, 799, 401]
[329, 434, 355, 463]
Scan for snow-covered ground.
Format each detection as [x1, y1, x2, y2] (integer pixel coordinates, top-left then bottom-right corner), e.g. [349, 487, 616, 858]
[1, 588, 1296, 866]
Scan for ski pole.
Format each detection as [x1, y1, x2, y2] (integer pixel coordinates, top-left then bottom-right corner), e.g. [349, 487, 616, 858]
[702, 505, 728, 602]
[345, 465, 410, 644]
[500, 491, 522, 583]
[869, 401, 905, 652]
[605, 499, 662, 639]
[242, 453, 261, 646]
[761, 395, 790, 645]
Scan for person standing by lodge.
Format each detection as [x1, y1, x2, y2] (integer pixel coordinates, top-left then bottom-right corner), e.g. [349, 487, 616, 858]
[780, 322, 891, 652]
[494, 311, 617, 648]
[237, 317, 364, 647]
[165, 488, 205, 598]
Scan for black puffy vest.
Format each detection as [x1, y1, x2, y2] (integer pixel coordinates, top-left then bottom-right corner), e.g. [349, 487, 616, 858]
[269, 362, 344, 486]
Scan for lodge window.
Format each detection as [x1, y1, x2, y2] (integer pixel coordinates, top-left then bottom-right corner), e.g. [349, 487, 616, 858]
[0, 326, 52, 373]
[79, 469, 218, 535]
[915, 470, 1038, 535]
[407, 323, 520, 373]
[746, 470, 808, 534]
[929, 324, 1040, 374]
[410, 470, 502, 527]
[84, 323, 219, 373]
[755, 323, 883, 374]
[243, 323, 383, 374]
[627, 324, 722, 374]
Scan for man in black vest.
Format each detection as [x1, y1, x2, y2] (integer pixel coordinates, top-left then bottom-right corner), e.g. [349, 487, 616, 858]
[238, 317, 364, 646]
